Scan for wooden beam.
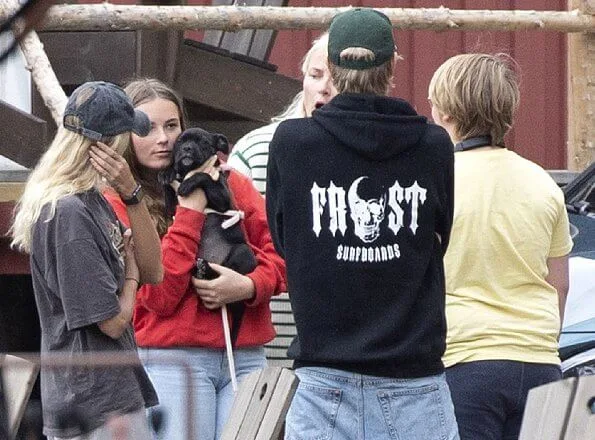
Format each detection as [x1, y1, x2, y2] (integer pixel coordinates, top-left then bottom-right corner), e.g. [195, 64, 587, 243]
[568, 0, 595, 170]
[174, 41, 300, 123]
[0, 0, 66, 125]
[38, 31, 137, 86]
[3, 5, 592, 33]
[0, 101, 47, 169]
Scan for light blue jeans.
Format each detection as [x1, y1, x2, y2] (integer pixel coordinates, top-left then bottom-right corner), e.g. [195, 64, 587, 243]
[139, 346, 266, 440]
[285, 367, 460, 440]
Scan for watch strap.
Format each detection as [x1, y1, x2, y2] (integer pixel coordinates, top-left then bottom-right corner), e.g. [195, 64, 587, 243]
[122, 184, 144, 206]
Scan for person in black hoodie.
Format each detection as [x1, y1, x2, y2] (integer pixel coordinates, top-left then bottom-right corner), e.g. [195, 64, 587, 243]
[266, 8, 459, 440]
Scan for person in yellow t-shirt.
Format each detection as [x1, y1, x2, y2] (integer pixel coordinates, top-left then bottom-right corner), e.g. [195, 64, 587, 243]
[428, 53, 573, 440]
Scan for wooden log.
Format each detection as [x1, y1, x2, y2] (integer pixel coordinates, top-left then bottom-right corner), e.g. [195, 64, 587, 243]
[0, 0, 66, 125]
[0, 5, 593, 33]
[567, 0, 595, 170]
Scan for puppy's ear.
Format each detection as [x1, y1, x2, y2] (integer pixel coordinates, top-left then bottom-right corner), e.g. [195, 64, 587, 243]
[214, 134, 230, 155]
[158, 167, 176, 186]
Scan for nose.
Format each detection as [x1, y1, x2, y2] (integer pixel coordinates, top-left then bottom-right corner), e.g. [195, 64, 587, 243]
[319, 75, 332, 96]
[155, 126, 168, 145]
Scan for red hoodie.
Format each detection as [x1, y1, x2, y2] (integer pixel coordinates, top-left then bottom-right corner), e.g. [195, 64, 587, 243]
[104, 170, 286, 348]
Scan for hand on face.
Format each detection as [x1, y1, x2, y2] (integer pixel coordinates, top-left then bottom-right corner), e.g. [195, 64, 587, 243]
[191, 263, 255, 310]
[89, 141, 138, 197]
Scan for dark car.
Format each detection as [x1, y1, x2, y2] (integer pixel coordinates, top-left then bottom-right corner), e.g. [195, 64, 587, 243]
[558, 162, 595, 377]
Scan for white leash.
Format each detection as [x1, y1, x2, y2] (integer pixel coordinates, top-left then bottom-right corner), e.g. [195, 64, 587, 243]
[221, 304, 238, 392]
[199, 166, 244, 393]
[203, 205, 244, 393]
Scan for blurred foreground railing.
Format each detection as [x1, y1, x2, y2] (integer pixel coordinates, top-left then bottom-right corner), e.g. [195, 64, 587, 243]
[1, 351, 197, 439]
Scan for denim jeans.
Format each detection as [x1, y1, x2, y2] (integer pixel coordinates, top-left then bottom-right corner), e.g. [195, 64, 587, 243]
[139, 346, 266, 440]
[285, 367, 459, 440]
[445, 360, 561, 440]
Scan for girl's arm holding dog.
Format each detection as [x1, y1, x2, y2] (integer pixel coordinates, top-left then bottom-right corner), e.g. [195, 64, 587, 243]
[192, 170, 287, 310]
[90, 142, 163, 285]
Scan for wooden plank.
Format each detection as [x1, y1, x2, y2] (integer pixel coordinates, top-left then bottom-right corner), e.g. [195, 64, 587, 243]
[271, 314, 295, 325]
[38, 31, 137, 86]
[256, 368, 297, 440]
[273, 325, 297, 337]
[202, 0, 286, 61]
[137, 29, 182, 84]
[1, 355, 39, 440]
[563, 375, 595, 440]
[174, 41, 300, 124]
[202, 0, 234, 50]
[519, 377, 576, 440]
[265, 336, 294, 348]
[221, 369, 262, 440]
[0, 101, 47, 169]
[237, 367, 282, 440]
[264, 348, 291, 359]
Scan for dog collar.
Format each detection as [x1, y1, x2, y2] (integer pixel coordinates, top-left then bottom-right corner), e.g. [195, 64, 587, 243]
[203, 209, 245, 229]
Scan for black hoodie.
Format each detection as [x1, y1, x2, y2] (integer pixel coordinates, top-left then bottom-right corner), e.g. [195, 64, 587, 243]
[266, 93, 454, 378]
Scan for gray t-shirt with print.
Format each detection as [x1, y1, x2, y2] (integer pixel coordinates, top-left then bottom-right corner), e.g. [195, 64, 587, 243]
[30, 189, 157, 438]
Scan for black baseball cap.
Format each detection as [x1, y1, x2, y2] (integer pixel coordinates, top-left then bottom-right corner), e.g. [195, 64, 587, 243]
[63, 81, 150, 141]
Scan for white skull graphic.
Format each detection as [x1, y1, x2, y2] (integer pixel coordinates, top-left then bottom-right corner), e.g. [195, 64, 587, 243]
[348, 176, 386, 243]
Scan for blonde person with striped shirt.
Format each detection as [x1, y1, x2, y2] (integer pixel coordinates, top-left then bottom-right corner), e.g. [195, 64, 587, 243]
[228, 33, 337, 195]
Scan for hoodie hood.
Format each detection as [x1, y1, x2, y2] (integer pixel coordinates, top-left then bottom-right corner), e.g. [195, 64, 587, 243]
[312, 93, 428, 161]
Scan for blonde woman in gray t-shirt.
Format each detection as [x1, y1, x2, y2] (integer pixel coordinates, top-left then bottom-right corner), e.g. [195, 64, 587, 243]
[11, 81, 162, 440]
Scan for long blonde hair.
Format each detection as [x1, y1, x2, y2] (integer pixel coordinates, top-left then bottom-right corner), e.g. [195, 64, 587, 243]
[11, 128, 130, 253]
[272, 32, 330, 122]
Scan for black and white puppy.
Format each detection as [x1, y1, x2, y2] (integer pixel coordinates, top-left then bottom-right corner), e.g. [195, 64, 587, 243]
[159, 127, 257, 343]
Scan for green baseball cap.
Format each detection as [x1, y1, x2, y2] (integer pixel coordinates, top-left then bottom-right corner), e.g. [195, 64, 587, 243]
[328, 8, 395, 70]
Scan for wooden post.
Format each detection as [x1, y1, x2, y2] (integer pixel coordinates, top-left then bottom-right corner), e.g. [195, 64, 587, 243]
[2, 5, 592, 33]
[568, 0, 595, 170]
[0, 0, 66, 126]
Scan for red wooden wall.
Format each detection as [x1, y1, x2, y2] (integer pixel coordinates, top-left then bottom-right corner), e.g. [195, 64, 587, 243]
[269, 0, 568, 170]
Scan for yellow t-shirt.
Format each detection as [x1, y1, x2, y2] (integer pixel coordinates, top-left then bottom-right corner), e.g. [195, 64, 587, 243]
[443, 148, 573, 367]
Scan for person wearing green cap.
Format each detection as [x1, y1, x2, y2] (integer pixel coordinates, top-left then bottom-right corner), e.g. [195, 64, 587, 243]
[266, 8, 459, 440]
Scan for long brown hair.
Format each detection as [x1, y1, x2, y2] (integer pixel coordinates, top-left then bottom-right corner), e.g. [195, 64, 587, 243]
[123, 78, 187, 236]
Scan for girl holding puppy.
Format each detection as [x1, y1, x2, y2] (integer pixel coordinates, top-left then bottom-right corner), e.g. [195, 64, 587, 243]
[101, 78, 285, 440]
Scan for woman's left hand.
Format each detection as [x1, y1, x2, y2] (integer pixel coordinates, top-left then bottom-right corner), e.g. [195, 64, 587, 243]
[122, 229, 140, 282]
[89, 142, 138, 198]
[192, 263, 255, 310]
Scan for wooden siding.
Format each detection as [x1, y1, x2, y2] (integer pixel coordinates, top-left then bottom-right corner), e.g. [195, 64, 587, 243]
[267, 0, 569, 170]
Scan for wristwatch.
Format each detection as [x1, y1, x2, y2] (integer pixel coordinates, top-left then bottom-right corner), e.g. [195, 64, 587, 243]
[122, 184, 145, 206]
